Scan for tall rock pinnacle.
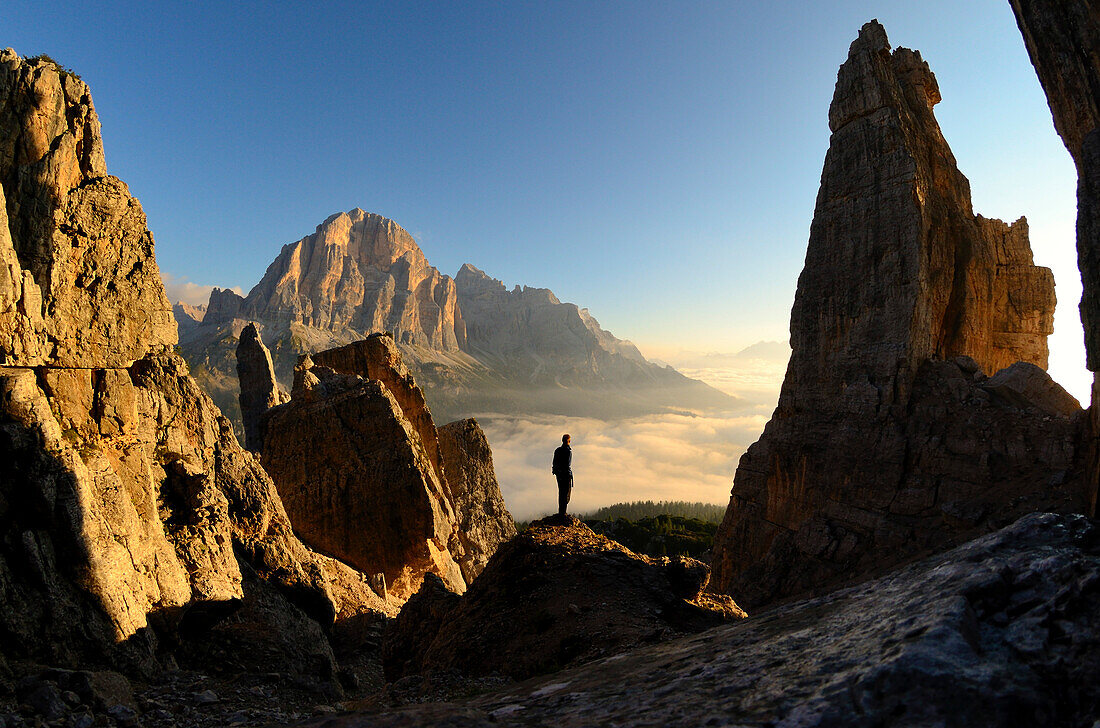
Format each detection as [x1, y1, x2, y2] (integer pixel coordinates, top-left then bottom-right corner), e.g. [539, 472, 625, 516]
[236, 321, 287, 452]
[709, 22, 1086, 609]
[1009, 0, 1100, 517]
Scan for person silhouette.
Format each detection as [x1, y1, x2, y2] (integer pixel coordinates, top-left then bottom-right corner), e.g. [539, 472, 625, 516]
[552, 434, 573, 517]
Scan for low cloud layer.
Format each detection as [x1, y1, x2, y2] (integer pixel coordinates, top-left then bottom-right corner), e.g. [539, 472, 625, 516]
[161, 271, 244, 307]
[481, 406, 775, 521]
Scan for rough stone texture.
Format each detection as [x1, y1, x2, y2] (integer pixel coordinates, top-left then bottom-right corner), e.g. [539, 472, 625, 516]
[260, 355, 466, 600]
[202, 287, 244, 326]
[1009, 0, 1100, 518]
[0, 49, 175, 367]
[0, 49, 390, 684]
[710, 22, 1085, 610]
[307, 512, 1100, 728]
[241, 209, 466, 350]
[312, 334, 445, 479]
[235, 322, 287, 452]
[437, 419, 517, 582]
[382, 516, 744, 683]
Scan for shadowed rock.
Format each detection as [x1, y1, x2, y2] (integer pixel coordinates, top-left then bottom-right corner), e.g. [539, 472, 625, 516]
[1009, 0, 1100, 517]
[438, 418, 517, 582]
[709, 22, 1087, 610]
[382, 516, 744, 682]
[0, 48, 389, 681]
[236, 321, 287, 452]
[308, 512, 1100, 727]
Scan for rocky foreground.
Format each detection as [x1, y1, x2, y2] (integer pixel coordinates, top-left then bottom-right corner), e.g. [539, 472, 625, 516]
[301, 512, 1100, 727]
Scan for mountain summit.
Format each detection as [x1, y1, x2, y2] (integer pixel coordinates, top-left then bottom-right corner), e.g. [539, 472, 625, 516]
[177, 211, 731, 427]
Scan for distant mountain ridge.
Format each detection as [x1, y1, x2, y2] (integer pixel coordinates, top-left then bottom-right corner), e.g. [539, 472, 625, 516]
[175, 209, 734, 430]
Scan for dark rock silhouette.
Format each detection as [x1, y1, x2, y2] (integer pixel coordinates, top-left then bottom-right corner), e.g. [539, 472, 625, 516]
[1009, 0, 1100, 517]
[709, 21, 1088, 610]
[306, 512, 1100, 727]
[381, 515, 743, 682]
[235, 321, 287, 452]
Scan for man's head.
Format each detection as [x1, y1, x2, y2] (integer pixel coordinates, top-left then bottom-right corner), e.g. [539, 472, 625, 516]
[562, 434, 571, 445]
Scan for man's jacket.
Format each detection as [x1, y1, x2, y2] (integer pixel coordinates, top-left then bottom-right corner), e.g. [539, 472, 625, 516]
[552, 444, 572, 475]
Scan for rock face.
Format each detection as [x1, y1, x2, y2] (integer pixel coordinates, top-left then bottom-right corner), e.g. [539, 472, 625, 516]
[1009, 0, 1100, 518]
[438, 419, 517, 582]
[261, 346, 466, 599]
[242, 209, 466, 349]
[382, 516, 744, 682]
[709, 22, 1087, 610]
[175, 216, 734, 429]
[0, 49, 388, 681]
[0, 50, 176, 367]
[318, 512, 1100, 727]
[258, 333, 516, 597]
[236, 322, 287, 452]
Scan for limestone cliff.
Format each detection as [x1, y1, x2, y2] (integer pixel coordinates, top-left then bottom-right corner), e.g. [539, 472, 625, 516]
[0, 49, 389, 680]
[1009, 0, 1100, 517]
[709, 22, 1087, 609]
[241, 209, 465, 349]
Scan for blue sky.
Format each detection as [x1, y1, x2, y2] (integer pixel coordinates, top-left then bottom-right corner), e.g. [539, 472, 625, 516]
[5, 0, 1088, 398]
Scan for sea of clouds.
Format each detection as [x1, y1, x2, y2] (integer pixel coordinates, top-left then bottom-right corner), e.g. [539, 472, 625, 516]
[482, 343, 790, 520]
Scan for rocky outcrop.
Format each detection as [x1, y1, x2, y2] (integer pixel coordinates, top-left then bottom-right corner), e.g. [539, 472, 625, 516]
[236, 322, 286, 452]
[257, 333, 515, 594]
[312, 512, 1100, 727]
[312, 334, 445, 479]
[1009, 0, 1100, 518]
[709, 22, 1087, 610]
[202, 287, 244, 326]
[260, 354, 467, 599]
[382, 516, 744, 682]
[438, 419, 517, 582]
[0, 50, 176, 367]
[0, 49, 389, 682]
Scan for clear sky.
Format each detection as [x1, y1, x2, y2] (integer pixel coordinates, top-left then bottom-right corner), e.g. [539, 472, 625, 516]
[5, 0, 1089, 400]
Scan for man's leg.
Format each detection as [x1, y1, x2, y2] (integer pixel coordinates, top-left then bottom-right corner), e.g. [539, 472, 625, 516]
[557, 474, 570, 516]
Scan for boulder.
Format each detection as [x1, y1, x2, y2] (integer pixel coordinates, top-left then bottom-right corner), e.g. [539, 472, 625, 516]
[437, 418, 517, 582]
[382, 516, 744, 682]
[260, 355, 466, 599]
[709, 22, 1088, 610]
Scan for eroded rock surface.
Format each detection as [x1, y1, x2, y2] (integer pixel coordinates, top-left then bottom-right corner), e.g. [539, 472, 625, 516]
[316, 512, 1100, 727]
[258, 334, 515, 596]
[437, 419, 517, 582]
[1009, 0, 1100, 517]
[0, 50, 175, 367]
[710, 22, 1086, 609]
[260, 354, 467, 600]
[0, 49, 390, 685]
[382, 516, 744, 683]
[236, 322, 287, 452]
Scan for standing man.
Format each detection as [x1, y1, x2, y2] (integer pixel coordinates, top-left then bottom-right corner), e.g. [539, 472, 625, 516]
[552, 434, 573, 517]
